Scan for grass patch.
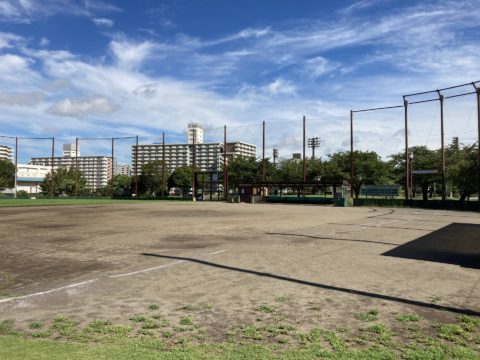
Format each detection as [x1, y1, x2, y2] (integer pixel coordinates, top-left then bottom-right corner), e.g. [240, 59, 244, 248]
[179, 317, 194, 326]
[147, 304, 159, 310]
[274, 296, 289, 303]
[257, 304, 276, 313]
[395, 313, 423, 322]
[29, 322, 43, 330]
[355, 309, 379, 322]
[243, 325, 263, 340]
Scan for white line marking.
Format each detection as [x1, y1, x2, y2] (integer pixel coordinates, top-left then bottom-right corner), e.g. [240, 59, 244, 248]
[0, 279, 97, 304]
[109, 260, 184, 278]
[0, 249, 228, 304]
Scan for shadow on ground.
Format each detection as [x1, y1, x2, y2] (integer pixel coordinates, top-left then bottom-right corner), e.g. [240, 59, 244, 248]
[382, 223, 480, 269]
[142, 252, 480, 316]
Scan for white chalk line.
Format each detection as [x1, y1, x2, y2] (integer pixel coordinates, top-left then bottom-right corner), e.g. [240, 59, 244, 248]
[0, 249, 228, 304]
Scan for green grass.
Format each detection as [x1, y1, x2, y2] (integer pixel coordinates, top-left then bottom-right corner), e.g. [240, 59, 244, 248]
[0, 198, 135, 208]
[257, 304, 277, 313]
[354, 309, 379, 322]
[395, 313, 423, 322]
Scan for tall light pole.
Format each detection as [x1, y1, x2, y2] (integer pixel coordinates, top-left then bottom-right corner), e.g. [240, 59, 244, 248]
[307, 137, 320, 159]
[273, 148, 278, 167]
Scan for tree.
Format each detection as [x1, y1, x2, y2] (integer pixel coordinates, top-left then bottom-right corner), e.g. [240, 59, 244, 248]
[139, 160, 168, 196]
[446, 142, 479, 202]
[390, 146, 439, 201]
[0, 159, 14, 189]
[168, 166, 192, 196]
[324, 151, 392, 198]
[108, 175, 132, 197]
[40, 167, 88, 196]
[227, 156, 260, 190]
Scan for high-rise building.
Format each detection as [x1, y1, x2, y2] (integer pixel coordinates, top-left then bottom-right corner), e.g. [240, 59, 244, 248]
[188, 123, 204, 144]
[132, 124, 256, 174]
[115, 163, 132, 176]
[0, 144, 13, 161]
[30, 144, 112, 190]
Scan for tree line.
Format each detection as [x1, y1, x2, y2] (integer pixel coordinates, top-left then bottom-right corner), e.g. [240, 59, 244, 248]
[0, 138, 477, 201]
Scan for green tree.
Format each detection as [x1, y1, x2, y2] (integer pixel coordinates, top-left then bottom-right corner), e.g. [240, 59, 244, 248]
[0, 159, 15, 189]
[227, 156, 260, 190]
[168, 166, 192, 196]
[325, 151, 393, 198]
[390, 146, 439, 201]
[139, 160, 168, 196]
[108, 175, 132, 197]
[40, 167, 88, 196]
[446, 142, 479, 202]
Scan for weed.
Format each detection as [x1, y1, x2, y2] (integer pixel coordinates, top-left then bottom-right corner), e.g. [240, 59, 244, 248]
[130, 314, 148, 323]
[31, 330, 52, 338]
[336, 327, 348, 333]
[178, 305, 199, 312]
[355, 309, 379, 322]
[257, 304, 276, 313]
[430, 296, 442, 303]
[396, 313, 423, 322]
[243, 325, 262, 340]
[138, 329, 155, 336]
[434, 323, 465, 342]
[29, 322, 43, 330]
[148, 304, 159, 311]
[0, 320, 15, 335]
[141, 320, 162, 329]
[162, 331, 173, 338]
[52, 316, 78, 337]
[179, 317, 194, 326]
[274, 296, 289, 303]
[86, 320, 112, 333]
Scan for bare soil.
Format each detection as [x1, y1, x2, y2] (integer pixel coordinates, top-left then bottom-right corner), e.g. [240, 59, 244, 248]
[0, 202, 479, 343]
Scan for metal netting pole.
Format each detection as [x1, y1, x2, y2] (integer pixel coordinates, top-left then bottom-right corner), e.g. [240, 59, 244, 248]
[223, 125, 227, 201]
[75, 137, 79, 197]
[350, 111, 354, 197]
[14, 137, 18, 198]
[50, 137, 55, 197]
[111, 137, 115, 198]
[403, 99, 409, 201]
[162, 131, 166, 197]
[135, 135, 139, 196]
[438, 92, 446, 201]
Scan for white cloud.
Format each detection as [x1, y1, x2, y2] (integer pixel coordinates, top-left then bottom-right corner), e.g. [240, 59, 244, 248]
[109, 38, 155, 70]
[303, 56, 338, 78]
[47, 97, 120, 117]
[0, 31, 23, 49]
[265, 78, 296, 96]
[93, 17, 113, 27]
[39, 36, 49, 46]
[0, 90, 44, 106]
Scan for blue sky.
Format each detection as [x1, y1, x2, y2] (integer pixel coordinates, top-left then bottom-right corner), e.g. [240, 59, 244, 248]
[0, 0, 479, 163]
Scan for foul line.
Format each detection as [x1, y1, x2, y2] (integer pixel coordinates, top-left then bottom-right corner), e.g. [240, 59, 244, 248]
[0, 249, 228, 304]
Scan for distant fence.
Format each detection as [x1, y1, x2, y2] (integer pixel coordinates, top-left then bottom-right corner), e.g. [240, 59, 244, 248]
[353, 198, 480, 212]
[265, 195, 347, 207]
[359, 185, 400, 198]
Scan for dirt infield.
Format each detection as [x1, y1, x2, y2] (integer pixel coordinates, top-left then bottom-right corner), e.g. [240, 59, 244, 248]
[0, 202, 479, 342]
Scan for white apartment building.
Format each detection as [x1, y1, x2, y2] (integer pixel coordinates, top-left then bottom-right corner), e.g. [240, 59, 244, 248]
[30, 144, 112, 190]
[132, 124, 256, 173]
[0, 144, 13, 161]
[115, 163, 132, 176]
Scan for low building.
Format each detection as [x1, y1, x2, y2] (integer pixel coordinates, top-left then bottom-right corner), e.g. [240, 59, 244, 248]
[16, 164, 50, 195]
[0, 144, 13, 161]
[30, 144, 112, 190]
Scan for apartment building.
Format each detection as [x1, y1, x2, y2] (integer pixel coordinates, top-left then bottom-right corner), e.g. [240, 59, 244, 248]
[132, 123, 256, 173]
[115, 163, 132, 176]
[0, 144, 13, 161]
[30, 144, 112, 190]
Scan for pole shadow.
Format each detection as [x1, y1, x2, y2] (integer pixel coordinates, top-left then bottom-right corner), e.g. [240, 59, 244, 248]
[382, 223, 480, 269]
[266, 232, 398, 246]
[142, 252, 480, 316]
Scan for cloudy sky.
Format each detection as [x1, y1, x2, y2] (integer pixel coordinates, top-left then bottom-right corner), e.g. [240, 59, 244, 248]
[0, 0, 479, 163]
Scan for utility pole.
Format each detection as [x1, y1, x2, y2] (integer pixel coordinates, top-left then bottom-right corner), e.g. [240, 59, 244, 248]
[350, 110, 354, 197]
[403, 98, 409, 201]
[262, 121, 266, 189]
[192, 128, 196, 201]
[307, 137, 320, 159]
[474, 82, 480, 206]
[438, 91, 446, 201]
[134, 135, 139, 197]
[162, 131, 166, 197]
[14, 137, 18, 198]
[50, 137, 55, 198]
[75, 137, 78, 197]
[223, 126, 227, 201]
[302, 116, 306, 183]
[111, 137, 115, 198]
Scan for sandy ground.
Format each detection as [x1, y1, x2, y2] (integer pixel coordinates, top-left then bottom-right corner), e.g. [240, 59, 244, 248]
[0, 202, 479, 339]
